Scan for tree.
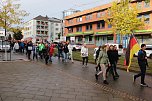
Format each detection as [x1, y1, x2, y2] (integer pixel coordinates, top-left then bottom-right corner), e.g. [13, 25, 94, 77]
[13, 29, 23, 40]
[0, 0, 29, 33]
[105, 0, 145, 36]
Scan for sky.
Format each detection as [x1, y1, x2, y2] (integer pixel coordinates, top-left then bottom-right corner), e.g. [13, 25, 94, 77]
[19, 0, 112, 21]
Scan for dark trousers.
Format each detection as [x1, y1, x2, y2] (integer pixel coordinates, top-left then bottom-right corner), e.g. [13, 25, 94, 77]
[33, 53, 38, 60]
[95, 64, 101, 72]
[58, 51, 63, 59]
[27, 51, 31, 60]
[45, 55, 49, 64]
[134, 63, 146, 84]
[39, 51, 43, 59]
[106, 64, 115, 80]
[82, 57, 88, 65]
[113, 62, 119, 76]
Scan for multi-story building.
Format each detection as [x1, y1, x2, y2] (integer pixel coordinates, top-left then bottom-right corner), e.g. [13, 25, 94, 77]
[64, 0, 152, 48]
[23, 15, 62, 43]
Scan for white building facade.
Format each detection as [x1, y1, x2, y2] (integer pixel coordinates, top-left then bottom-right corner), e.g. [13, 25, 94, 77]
[23, 15, 62, 43]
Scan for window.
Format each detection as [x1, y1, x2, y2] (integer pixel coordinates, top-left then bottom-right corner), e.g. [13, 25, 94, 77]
[89, 36, 93, 42]
[108, 24, 112, 28]
[97, 20, 105, 29]
[86, 14, 92, 20]
[86, 24, 92, 31]
[76, 26, 82, 32]
[68, 19, 73, 24]
[97, 12, 101, 18]
[137, 2, 142, 9]
[56, 23, 58, 26]
[144, 14, 150, 24]
[56, 28, 59, 31]
[68, 28, 73, 33]
[144, 1, 150, 8]
[77, 17, 82, 22]
[101, 12, 105, 17]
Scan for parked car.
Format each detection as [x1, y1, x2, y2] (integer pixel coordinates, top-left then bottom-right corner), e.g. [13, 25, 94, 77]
[72, 43, 82, 51]
[93, 43, 123, 60]
[135, 44, 152, 59]
[0, 40, 11, 52]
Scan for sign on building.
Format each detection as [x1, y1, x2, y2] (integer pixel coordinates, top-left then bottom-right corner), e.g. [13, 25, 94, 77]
[70, 37, 75, 41]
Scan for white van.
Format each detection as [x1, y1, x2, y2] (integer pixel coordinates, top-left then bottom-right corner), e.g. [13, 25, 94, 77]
[0, 40, 10, 52]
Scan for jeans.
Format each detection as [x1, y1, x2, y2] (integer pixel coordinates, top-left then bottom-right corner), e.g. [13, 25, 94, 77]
[27, 51, 31, 60]
[33, 53, 38, 60]
[63, 52, 68, 62]
[134, 63, 146, 84]
[58, 51, 63, 59]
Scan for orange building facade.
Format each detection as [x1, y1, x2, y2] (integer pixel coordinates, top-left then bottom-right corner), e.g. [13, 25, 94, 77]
[64, 0, 152, 48]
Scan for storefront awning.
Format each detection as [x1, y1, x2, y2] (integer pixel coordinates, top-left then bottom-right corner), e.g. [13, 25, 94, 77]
[83, 31, 94, 35]
[66, 32, 83, 37]
[95, 31, 113, 36]
[134, 30, 152, 35]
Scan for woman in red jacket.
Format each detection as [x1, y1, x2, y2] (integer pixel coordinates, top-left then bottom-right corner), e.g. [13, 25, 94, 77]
[49, 44, 54, 62]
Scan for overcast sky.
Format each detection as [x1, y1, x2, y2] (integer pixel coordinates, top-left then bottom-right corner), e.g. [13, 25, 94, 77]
[20, 0, 112, 21]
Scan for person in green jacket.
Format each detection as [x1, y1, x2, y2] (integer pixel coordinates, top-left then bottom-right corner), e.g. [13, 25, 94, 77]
[96, 45, 111, 85]
[38, 41, 45, 59]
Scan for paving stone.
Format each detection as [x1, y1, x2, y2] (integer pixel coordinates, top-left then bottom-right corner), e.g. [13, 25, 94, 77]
[17, 94, 34, 99]
[4, 97, 24, 101]
[23, 99, 40, 101]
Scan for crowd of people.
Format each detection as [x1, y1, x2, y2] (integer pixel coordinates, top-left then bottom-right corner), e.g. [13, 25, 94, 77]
[11, 40, 149, 86]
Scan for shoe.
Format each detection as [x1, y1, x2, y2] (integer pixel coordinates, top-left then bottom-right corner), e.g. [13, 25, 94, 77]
[95, 74, 98, 80]
[133, 75, 136, 82]
[140, 83, 148, 87]
[115, 74, 119, 77]
[103, 80, 109, 85]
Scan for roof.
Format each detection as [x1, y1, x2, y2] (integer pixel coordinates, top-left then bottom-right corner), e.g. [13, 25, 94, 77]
[33, 15, 49, 21]
[48, 17, 62, 23]
[65, 3, 112, 20]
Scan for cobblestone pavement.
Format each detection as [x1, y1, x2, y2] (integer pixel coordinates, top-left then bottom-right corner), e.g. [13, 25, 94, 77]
[0, 61, 131, 101]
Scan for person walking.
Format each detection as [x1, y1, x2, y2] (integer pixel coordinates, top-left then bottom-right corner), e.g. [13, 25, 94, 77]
[27, 41, 33, 60]
[81, 43, 88, 67]
[32, 43, 39, 61]
[38, 41, 45, 59]
[14, 41, 19, 53]
[96, 45, 111, 84]
[43, 43, 49, 65]
[20, 41, 25, 53]
[133, 44, 149, 87]
[106, 45, 117, 80]
[68, 42, 74, 63]
[49, 43, 54, 63]
[63, 42, 69, 63]
[95, 46, 101, 72]
[113, 45, 119, 77]
[57, 42, 64, 60]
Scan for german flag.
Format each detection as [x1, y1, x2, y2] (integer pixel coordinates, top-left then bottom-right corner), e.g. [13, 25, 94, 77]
[124, 34, 140, 72]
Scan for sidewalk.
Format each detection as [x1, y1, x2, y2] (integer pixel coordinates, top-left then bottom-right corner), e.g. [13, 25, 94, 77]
[0, 61, 129, 101]
[0, 53, 152, 101]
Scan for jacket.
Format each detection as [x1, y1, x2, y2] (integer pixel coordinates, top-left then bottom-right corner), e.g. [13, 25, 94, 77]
[107, 50, 116, 64]
[81, 46, 88, 57]
[97, 50, 110, 65]
[14, 43, 19, 50]
[138, 49, 148, 66]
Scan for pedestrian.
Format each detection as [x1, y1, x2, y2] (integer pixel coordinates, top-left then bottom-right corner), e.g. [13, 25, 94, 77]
[20, 41, 25, 53]
[49, 43, 54, 63]
[81, 43, 88, 67]
[57, 42, 64, 60]
[95, 46, 101, 72]
[27, 41, 33, 60]
[38, 41, 45, 59]
[68, 42, 74, 63]
[106, 45, 117, 80]
[43, 43, 49, 65]
[96, 45, 111, 84]
[63, 42, 69, 63]
[133, 44, 149, 87]
[33, 43, 39, 61]
[13, 41, 19, 53]
[113, 45, 119, 77]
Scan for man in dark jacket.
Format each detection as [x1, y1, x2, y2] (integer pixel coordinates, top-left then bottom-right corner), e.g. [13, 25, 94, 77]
[133, 44, 148, 87]
[63, 42, 69, 62]
[27, 41, 33, 60]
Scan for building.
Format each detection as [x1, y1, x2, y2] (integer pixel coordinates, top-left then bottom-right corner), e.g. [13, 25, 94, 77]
[64, 0, 152, 48]
[23, 15, 62, 43]
[63, 8, 81, 18]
